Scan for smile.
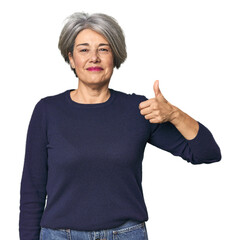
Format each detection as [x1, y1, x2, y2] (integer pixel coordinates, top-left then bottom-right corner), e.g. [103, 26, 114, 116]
[87, 67, 103, 71]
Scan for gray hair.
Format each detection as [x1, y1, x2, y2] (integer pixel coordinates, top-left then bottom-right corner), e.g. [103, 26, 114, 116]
[58, 12, 127, 76]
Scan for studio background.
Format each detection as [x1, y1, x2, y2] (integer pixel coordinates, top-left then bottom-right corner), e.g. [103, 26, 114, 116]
[0, 0, 239, 239]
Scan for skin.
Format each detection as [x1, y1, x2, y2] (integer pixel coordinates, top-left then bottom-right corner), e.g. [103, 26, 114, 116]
[68, 29, 114, 104]
[68, 28, 199, 140]
[139, 80, 199, 140]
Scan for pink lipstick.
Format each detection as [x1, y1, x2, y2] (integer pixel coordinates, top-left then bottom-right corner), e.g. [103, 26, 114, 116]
[87, 67, 103, 71]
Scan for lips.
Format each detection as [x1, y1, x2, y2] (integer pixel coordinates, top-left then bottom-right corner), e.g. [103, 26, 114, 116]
[87, 67, 103, 71]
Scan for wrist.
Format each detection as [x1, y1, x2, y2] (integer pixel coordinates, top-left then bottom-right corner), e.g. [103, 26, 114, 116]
[169, 105, 184, 126]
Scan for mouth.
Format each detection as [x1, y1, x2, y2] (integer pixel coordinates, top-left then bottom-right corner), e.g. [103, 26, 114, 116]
[87, 67, 103, 71]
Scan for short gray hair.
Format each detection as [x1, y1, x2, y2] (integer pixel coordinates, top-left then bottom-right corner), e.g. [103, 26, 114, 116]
[58, 12, 127, 76]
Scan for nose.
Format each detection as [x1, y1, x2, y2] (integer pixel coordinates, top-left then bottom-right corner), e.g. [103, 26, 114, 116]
[89, 50, 100, 63]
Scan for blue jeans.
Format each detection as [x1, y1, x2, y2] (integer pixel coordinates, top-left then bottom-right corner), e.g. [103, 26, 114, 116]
[40, 220, 148, 240]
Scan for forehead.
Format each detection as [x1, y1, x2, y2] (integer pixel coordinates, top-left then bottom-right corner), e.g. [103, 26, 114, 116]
[75, 29, 109, 44]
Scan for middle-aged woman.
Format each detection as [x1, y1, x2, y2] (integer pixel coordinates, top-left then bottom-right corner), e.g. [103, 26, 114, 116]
[19, 12, 221, 240]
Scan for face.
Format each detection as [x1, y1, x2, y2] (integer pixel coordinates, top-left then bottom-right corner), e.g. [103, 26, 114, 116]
[68, 29, 114, 86]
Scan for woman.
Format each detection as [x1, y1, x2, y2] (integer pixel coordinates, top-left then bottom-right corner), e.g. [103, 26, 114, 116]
[19, 12, 221, 240]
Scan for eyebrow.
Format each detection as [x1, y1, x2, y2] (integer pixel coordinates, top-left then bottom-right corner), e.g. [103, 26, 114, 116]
[76, 43, 110, 47]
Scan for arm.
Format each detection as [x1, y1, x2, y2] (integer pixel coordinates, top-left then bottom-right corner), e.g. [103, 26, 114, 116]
[147, 120, 221, 164]
[169, 106, 199, 140]
[139, 80, 221, 164]
[19, 99, 48, 240]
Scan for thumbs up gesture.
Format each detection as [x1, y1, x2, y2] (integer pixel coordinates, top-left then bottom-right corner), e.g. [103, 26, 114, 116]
[139, 80, 176, 124]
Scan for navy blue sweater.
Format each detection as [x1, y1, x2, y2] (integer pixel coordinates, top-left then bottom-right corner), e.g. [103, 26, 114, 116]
[19, 88, 221, 239]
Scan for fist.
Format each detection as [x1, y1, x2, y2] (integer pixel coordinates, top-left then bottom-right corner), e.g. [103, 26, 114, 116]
[139, 80, 176, 124]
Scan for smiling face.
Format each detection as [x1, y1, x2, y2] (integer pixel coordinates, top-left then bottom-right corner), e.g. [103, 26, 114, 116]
[68, 29, 114, 86]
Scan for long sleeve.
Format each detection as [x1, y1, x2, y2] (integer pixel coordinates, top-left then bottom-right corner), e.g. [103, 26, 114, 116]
[147, 121, 221, 164]
[17, 88, 221, 233]
[19, 99, 48, 240]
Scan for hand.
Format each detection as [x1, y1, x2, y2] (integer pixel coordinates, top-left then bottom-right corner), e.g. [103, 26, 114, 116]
[139, 80, 176, 124]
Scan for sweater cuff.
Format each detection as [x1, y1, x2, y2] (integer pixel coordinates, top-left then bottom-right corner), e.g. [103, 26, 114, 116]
[187, 121, 204, 143]
[186, 121, 221, 164]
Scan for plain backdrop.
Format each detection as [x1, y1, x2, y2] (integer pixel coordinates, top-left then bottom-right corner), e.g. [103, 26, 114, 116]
[0, 0, 239, 239]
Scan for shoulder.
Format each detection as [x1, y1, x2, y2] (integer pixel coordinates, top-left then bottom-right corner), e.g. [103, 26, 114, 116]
[32, 89, 69, 109]
[31, 90, 69, 115]
[113, 88, 148, 104]
[40, 89, 68, 103]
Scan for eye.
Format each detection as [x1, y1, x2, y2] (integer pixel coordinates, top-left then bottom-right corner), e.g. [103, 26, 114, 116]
[99, 48, 109, 52]
[79, 49, 89, 52]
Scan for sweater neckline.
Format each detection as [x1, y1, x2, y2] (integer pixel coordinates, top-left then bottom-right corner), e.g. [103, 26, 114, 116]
[65, 88, 115, 108]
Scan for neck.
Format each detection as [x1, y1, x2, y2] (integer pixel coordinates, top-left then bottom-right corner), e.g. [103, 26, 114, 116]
[71, 82, 110, 104]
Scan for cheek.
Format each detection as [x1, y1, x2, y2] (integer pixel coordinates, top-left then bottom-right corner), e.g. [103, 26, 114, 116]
[106, 56, 114, 69]
[105, 63, 114, 75]
[72, 52, 85, 69]
[74, 58, 85, 68]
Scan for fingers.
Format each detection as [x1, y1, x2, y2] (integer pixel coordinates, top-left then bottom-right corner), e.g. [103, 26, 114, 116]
[138, 81, 170, 124]
[154, 80, 160, 98]
[140, 108, 160, 124]
[143, 112, 155, 121]
[154, 80, 164, 98]
[139, 106, 152, 116]
[139, 98, 154, 110]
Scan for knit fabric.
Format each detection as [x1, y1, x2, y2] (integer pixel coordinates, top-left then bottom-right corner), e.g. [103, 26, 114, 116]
[19, 88, 221, 239]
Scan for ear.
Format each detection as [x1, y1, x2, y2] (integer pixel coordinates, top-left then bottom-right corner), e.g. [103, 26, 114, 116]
[68, 52, 75, 69]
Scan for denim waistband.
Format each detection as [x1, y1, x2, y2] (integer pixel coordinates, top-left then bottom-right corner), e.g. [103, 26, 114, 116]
[57, 219, 144, 232]
[41, 219, 148, 240]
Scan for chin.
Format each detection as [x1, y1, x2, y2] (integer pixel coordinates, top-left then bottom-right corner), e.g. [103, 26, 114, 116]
[87, 78, 110, 86]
